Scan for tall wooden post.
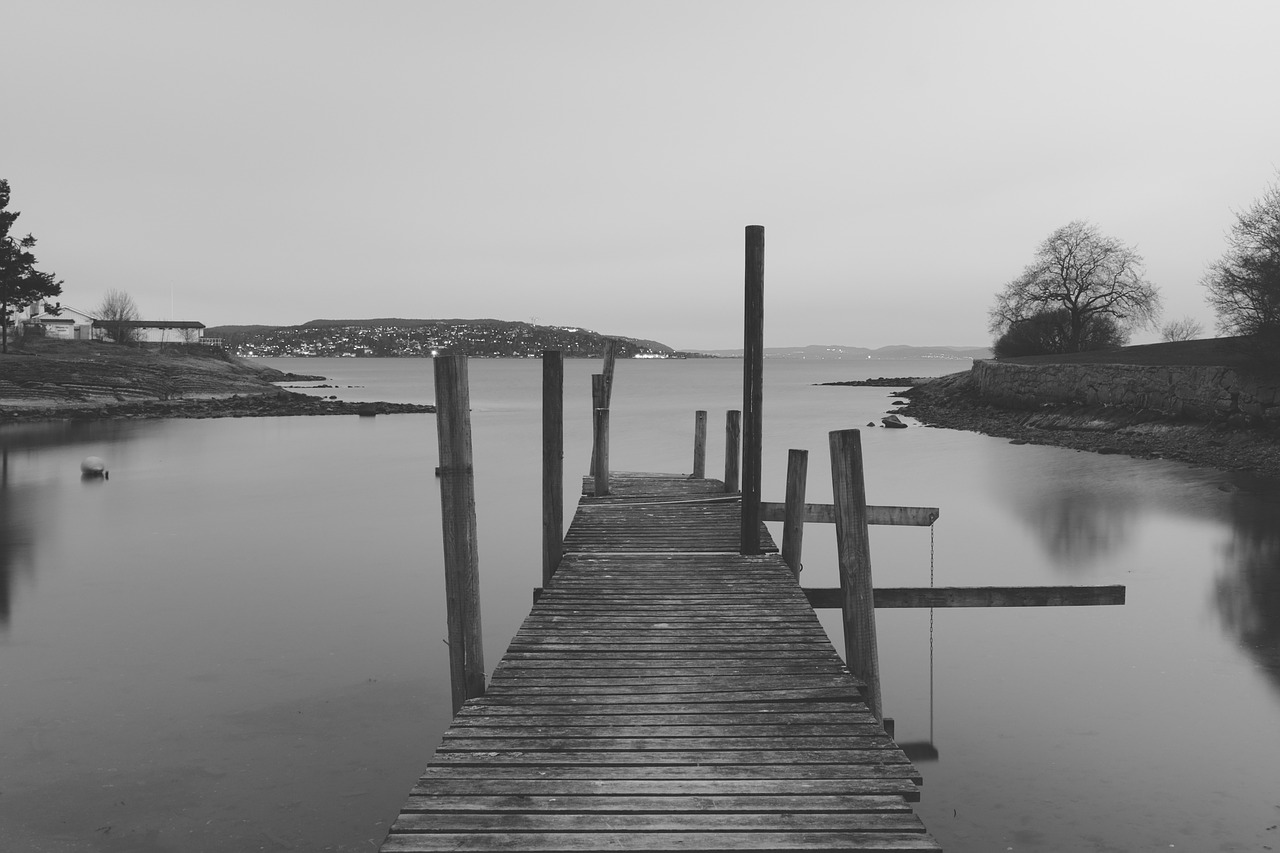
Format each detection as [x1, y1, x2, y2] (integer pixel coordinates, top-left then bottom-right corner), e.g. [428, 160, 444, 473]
[601, 339, 618, 408]
[542, 351, 563, 586]
[593, 406, 610, 497]
[740, 225, 765, 554]
[724, 410, 741, 493]
[829, 428, 881, 722]
[433, 355, 486, 714]
[781, 448, 808, 579]
[692, 410, 708, 479]
[588, 374, 605, 477]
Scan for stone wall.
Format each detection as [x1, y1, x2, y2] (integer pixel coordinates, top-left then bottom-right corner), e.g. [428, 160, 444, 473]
[971, 359, 1280, 427]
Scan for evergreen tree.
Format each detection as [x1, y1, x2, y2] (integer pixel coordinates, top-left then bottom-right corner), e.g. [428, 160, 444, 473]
[0, 179, 63, 353]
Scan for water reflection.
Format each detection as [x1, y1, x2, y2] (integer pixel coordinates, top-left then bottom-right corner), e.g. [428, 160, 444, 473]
[0, 447, 37, 627]
[1017, 486, 1137, 569]
[1216, 484, 1280, 692]
[0, 421, 143, 629]
[991, 444, 1280, 695]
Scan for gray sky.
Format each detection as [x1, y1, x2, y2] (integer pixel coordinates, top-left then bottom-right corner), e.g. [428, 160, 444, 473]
[5, 1, 1278, 350]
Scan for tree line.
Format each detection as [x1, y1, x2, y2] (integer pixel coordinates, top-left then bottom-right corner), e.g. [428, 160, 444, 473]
[1, 178, 146, 351]
[989, 173, 1280, 359]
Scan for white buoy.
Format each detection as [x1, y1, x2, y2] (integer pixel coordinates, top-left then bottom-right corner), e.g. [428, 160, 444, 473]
[81, 456, 108, 478]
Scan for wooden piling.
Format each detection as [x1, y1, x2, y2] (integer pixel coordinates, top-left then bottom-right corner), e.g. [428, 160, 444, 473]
[740, 225, 765, 555]
[433, 355, 486, 714]
[601, 339, 618, 408]
[829, 428, 881, 722]
[593, 406, 610, 497]
[692, 410, 708, 479]
[781, 448, 808, 578]
[588, 374, 606, 477]
[542, 351, 564, 586]
[724, 409, 741, 493]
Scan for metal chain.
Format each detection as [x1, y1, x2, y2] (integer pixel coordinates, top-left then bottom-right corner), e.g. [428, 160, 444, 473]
[929, 523, 935, 743]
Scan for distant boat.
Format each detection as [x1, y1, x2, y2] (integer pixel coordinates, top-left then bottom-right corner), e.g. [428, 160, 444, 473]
[81, 456, 109, 479]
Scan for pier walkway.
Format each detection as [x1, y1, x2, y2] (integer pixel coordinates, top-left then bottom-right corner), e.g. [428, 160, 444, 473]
[381, 473, 941, 852]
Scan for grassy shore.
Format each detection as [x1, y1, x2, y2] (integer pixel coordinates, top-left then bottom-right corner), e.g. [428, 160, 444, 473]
[0, 338, 433, 421]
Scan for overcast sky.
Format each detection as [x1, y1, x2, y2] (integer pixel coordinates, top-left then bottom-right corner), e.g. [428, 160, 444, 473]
[5, 1, 1278, 350]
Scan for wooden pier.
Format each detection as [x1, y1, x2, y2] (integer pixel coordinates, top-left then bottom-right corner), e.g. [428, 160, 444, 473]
[381, 472, 941, 852]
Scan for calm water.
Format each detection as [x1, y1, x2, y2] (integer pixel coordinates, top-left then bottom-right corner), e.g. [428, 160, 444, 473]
[2, 357, 1278, 852]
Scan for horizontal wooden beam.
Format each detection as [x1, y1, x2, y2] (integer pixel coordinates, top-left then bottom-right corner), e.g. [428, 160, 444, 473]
[803, 585, 1126, 609]
[760, 501, 939, 527]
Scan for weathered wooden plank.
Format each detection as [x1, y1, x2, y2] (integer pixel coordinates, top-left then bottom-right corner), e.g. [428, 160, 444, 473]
[437, 735, 898, 752]
[429, 749, 914, 766]
[803, 584, 1128, 609]
[398, 794, 917, 814]
[761, 502, 940, 527]
[444, 724, 886, 738]
[472, 687, 867, 705]
[384, 832, 941, 851]
[408, 778, 917, 798]
[450, 700, 876, 717]
[451, 711, 877, 727]
[391, 813, 924, 831]
[417, 764, 923, 782]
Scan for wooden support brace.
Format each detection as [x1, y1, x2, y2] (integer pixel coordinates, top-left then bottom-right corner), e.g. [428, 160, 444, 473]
[802, 584, 1127, 609]
[761, 501, 939, 527]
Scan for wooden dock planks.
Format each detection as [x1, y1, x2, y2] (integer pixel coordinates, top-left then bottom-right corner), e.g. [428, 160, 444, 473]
[382, 474, 940, 852]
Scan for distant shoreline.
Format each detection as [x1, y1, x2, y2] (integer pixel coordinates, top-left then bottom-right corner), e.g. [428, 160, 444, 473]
[0, 392, 435, 423]
[816, 376, 927, 387]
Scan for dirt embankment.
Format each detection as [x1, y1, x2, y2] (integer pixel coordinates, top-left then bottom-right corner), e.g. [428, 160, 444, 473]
[0, 339, 433, 422]
[896, 370, 1280, 479]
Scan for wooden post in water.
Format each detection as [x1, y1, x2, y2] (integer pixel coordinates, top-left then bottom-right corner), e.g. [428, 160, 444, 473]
[692, 410, 708, 478]
[601, 339, 618, 408]
[593, 405, 610, 498]
[781, 448, 808, 578]
[740, 225, 765, 554]
[542, 351, 564, 586]
[433, 355, 486, 714]
[588, 374, 605, 477]
[829, 428, 881, 722]
[724, 410, 741, 493]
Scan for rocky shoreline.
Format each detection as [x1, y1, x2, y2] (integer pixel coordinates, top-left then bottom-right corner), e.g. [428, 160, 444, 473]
[0, 390, 435, 423]
[895, 371, 1280, 479]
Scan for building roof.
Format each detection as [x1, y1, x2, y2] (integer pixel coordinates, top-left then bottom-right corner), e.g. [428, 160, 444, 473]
[92, 320, 206, 329]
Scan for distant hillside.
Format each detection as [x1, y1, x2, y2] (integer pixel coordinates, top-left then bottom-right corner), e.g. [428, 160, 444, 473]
[694, 344, 991, 360]
[204, 318, 695, 359]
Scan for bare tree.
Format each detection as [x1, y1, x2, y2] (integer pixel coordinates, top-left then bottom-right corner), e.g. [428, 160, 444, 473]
[1203, 174, 1280, 342]
[990, 220, 1161, 353]
[1160, 316, 1204, 342]
[96, 289, 141, 344]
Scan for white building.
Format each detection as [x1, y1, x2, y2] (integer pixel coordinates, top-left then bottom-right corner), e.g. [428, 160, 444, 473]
[19, 303, 100, 340]
[95, 319, 206, 344]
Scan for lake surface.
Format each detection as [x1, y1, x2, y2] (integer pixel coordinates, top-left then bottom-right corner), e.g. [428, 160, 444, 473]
[2, 357, 1278, 852]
